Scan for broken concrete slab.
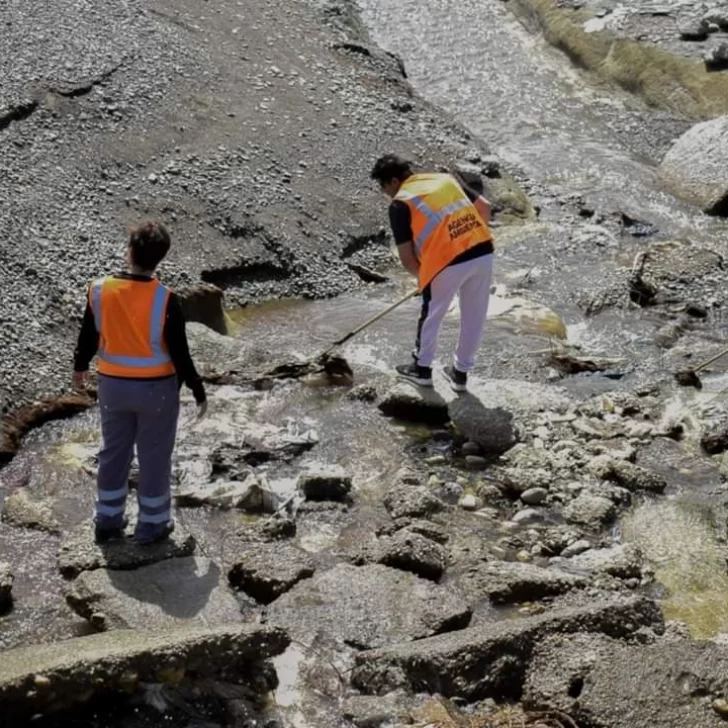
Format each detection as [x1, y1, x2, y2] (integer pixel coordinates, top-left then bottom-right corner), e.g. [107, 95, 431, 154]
[458, 560, 587, 605]
[354, 529, 447, 581]
[0, 623, 289, 720]
[57, 523, 196, 579]
[228, 544, 316, 604]
[378, 383, 450, 425]
[0, 561, 13, 613]
[65, 557, 244, 630]
[524, 633, 728, 728]
[351, 596, 663, 699]
[1, 488, 59, 533]
[383, 485, 446, 520]
[266, 564, 471, 650]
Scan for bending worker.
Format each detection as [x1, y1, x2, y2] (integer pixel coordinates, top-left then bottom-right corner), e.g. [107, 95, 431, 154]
[73, 222, 207, 545]
[371, 154, 494, 392]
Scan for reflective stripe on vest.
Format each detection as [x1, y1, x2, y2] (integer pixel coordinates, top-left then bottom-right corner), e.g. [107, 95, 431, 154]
[395, 173, 492, 290]
[397, 193, 473, 254]
[91, 278, 173, 371]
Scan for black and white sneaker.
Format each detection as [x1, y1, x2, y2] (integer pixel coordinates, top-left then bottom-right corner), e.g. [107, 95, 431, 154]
[396, 362, 433, 387]
[444, 365, 468, 392]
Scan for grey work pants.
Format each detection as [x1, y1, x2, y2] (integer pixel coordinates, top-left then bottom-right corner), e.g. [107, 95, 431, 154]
[95, 375, 179, 539]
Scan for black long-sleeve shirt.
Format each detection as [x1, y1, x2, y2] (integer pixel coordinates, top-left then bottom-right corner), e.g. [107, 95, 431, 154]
[73, 273, 206, 404]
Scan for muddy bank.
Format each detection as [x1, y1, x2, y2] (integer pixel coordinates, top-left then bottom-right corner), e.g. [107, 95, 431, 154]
[509, 0, 728, 119]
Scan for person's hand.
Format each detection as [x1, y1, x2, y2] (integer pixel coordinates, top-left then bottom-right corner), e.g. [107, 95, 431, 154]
[72, 371, 89, 391]
[196, 400, 208, 420]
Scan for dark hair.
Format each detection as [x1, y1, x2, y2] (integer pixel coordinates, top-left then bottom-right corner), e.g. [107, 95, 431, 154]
[128, 221, 171, 270]
[370, 154, 413, 186]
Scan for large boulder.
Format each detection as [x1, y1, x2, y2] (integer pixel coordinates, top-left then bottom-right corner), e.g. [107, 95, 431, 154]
[448, 397, 518, 457]
[65, 557, 244, 630]
[0, 562, 13, 613]
[659, 116, 728, 216]
[58, 523, 196, 579]
[266, 564, 471, 650]
[458, 560, 587, 605]
[351, 596, 663, 699]
[524, 633, 728, 728]
[228, 544, 315, 604]
[0, 624, 288, 720]
[378, 383, 449, 425]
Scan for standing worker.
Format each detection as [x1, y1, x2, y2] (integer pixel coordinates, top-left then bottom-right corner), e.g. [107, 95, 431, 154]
[73, 222, 207, 545]
[371, 154, 494, 392]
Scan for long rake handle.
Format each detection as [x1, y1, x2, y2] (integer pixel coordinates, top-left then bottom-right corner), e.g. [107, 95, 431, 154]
[322, 289, 418, 356]
[693, 345, 728, 373]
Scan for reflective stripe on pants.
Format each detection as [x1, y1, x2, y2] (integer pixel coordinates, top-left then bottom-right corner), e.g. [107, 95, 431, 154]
[96, 375, 179, 535]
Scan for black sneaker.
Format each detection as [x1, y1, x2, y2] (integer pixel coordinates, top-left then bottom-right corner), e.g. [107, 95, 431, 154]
[396, 362, 433, 387]
[444, 365, 468, 392]
[94, 518, 128, 544]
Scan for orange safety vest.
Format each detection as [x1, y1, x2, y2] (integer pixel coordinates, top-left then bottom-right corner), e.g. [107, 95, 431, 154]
[394, 173, 493, 290]
[89, 276, 176, 379]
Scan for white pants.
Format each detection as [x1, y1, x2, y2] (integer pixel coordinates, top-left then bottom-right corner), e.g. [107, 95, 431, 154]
[416, 253, 494, 372]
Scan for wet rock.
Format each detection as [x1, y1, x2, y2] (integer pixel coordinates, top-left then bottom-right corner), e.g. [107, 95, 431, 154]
[378, 383, 449, 425]
[659, 116, 728, 216]
[524, 633, 728, 728]
[703, 9, 728, 31]
[58, 523, 196, 579]
[512, 507, 543, 524]
[462, 441, 482, 456]
[351, 596, 663, 699]
[459, 494, 480, 510]
[702, 416, 728, 455]
[705, 41, 728, 70]
[347, 383, 378, 403]
[1, 488, 59, 533]
[678, 18, 710, 41]
[176, 283, 227, 335]
[465, 455, 488, 471]
[266, 564, 471, 650]
[342, 692, 428, 728]
[257, 517, 297, 542]
[356, 530, 446, 581]
[298, 470, 352, 502]
[0, 624, 289, 720]
[521, 487, 548, 505]
[177, 475, 279, 512]
[458, 560, 587, 605]
[383, 485, 446, 520]
[561, 539, 591, 558]
[565, 543, 643, 579]
[607, 460, 667, 493]
[0, 562, 13, 613]
[449, 398, 517, 456]
[229, 544, 315, 604]
[65, 557, 243, 630]
[398, 520, 450, 544]
[620, 212, 659, 237]
[563, 494, 616, 529]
